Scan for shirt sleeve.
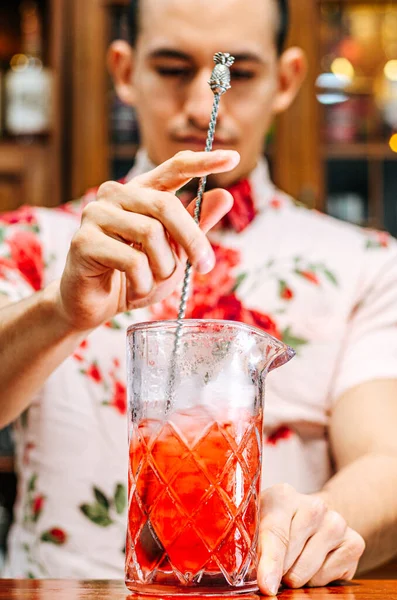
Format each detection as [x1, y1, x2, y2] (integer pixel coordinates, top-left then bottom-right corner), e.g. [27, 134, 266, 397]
[0, 206, 45, 303]
[331, 237, 397, 402]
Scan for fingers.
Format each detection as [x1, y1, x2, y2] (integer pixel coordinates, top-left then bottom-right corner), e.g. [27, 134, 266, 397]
[307, 529, 365, 588]
[82, 201, 176, 280]
[95, 150, 238, 275]
[258, 484, 298, 596]
[118, 187, 216, 273]
[97, 182, 234, 275]
[283, 496, 328, 573]
[283, 510, 348, 588]
[258, 486, 365, 596]
[70, 225, 153, 301]
[134, 149, 240, 193]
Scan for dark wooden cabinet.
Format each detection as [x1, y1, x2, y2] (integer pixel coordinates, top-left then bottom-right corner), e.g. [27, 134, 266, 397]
[0, 0, 67, 210]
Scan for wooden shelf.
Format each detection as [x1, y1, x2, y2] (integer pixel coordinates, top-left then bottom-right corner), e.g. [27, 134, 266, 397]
[110, 143, 139, 160]
[0, 141, 59, 211]
[323, 143, 397, 161]
[102, 0, 129, 6]
[0, 456, 14, 473]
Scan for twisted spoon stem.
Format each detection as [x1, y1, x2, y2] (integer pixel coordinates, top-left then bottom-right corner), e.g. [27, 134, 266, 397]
[166, 53, 234, 411]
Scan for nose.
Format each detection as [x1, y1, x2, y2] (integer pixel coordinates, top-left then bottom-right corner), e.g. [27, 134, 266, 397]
[184, 69, 224, 130]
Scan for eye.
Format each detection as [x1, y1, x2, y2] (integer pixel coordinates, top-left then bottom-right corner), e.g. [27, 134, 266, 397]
[155, 67, 192, 78]
[231, 70, 255, 81]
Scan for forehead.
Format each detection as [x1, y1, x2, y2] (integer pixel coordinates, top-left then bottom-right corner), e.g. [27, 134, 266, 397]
[138, 0, 278, 59]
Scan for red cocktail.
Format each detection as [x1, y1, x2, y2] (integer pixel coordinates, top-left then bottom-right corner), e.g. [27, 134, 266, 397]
[126, 407, 262, 594]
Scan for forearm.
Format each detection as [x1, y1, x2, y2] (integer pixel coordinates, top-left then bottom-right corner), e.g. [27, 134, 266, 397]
[0, 281, 89, 427]
[318, 452, 397, 572]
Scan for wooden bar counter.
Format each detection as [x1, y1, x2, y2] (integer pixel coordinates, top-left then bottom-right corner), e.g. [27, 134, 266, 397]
[0, 580, 396, 599]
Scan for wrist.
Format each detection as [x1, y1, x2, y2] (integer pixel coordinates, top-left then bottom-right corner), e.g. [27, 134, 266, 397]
[42, 280, 93, 339]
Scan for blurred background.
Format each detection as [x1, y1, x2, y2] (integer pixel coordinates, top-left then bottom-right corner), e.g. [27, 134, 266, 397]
[0, 0, 396, 576]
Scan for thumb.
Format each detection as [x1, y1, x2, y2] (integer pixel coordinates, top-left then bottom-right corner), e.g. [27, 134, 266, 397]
[258, 486, 297, 596]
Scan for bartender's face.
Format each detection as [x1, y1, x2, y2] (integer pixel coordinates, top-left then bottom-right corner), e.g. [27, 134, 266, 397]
[109, 0, 305, 186]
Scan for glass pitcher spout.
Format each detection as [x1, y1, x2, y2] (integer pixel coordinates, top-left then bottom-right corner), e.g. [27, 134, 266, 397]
[249, 324, 296, 375]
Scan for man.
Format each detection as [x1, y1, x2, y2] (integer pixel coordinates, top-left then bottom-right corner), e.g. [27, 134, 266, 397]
[0, 0, 396, 593]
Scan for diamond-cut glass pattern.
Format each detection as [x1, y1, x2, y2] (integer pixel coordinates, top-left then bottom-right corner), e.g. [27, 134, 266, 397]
[150, 490, 185, 544]
[193, 422, 234, 481]
[219, 457, 251, 511]
[135, 462, 164, 512]
[126, 409, 262, 592]
[216, 524, 249, 580]
[241, 425, 261, 480]
[128, 491, 145, 541]
[194, 491, 233, 549]
[149, 422, 187, 482]
[242, 492, 258, 541]
[167, 522, 211, 574]
[169, 455, 212, 514]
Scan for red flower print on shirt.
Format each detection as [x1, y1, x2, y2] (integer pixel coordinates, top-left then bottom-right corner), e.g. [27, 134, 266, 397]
[85, 362, 103, 384]
[41, 527, 68, 545]
[32, 495, 45, 521]
[191, 294, 281, 339]
[7, 230, 44, 291]
[279, 280, 294, 301]
[110, 380, 127, 415]
[23, 442, 36, 466]
[266, 425, 293, 446]
[73, 339, 89, 363]
[296, 270, 320, 285]
[150, 243, 241, 321]
[223, 179, 256, 233]
[247, 309, 280, 339]
[151, 241, 281, 339]
[192, 293, 242, 321]
[190, 243, 241, 309]
[281, 287, 293, 300]
[270, 197, 282, 210]
[0, 205, 36, 226]
[366, 230, 391, 250]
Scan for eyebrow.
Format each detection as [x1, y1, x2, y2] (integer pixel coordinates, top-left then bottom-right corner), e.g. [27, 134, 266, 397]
[148, 48, 265, 65]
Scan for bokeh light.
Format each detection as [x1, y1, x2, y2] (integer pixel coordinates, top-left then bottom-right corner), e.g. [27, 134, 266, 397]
[389, 133, 397, 153]
[331, 57, 355, 81]
[384, 60, 397, 82]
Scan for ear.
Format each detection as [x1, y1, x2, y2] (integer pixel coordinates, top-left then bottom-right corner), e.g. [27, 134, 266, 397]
[107, 40, 136, 106]
[272, 47, 307, 114]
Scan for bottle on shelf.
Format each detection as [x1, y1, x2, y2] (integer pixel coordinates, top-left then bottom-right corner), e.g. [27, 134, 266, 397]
[4, 0, 52, 138]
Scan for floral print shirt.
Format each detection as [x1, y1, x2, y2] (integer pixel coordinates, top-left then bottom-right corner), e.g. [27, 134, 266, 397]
[1, 150, 397, 578]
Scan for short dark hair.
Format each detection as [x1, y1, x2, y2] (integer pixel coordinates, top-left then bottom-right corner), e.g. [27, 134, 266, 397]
[128, 0, 289, 55]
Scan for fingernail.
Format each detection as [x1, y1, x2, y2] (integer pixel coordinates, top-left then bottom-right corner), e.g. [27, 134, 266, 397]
[196, 252, 215, 274]
[264, 574, 280, 596]
[213, 149, 240, 165]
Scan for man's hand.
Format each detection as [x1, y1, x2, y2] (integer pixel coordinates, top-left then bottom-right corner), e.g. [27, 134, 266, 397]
[55, 149, 239, 332]
[258, 484, 365, 595]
